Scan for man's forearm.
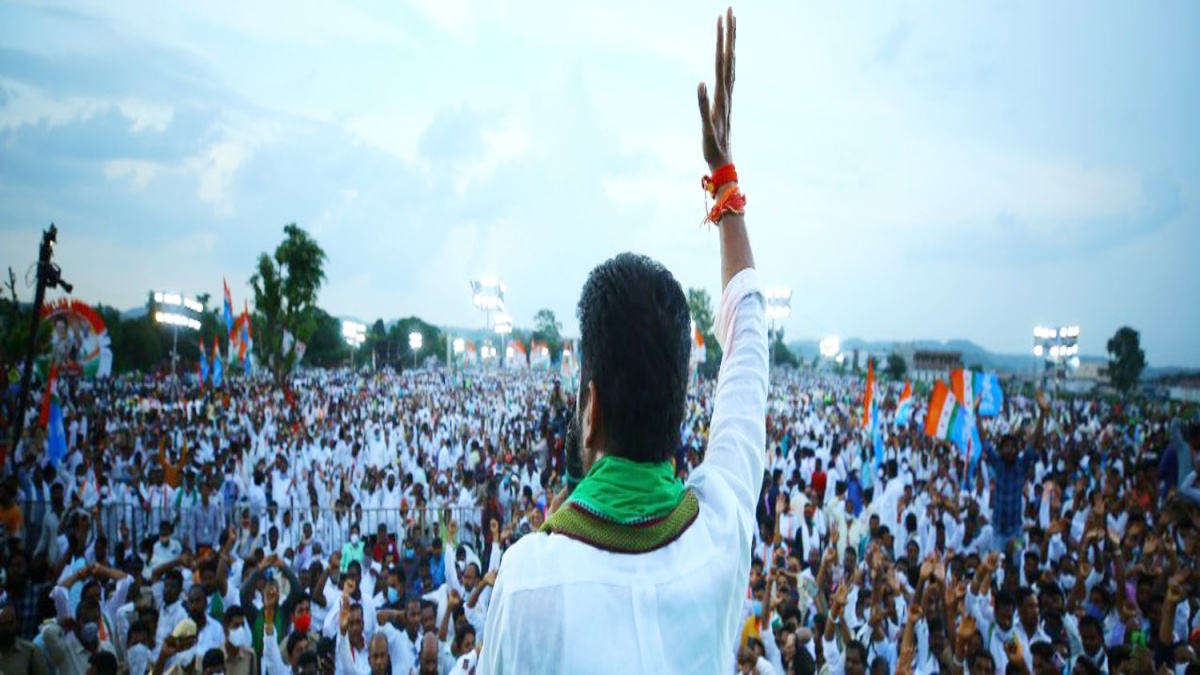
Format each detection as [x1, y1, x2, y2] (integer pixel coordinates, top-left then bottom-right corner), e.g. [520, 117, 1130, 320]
[719, 213, 754, 290]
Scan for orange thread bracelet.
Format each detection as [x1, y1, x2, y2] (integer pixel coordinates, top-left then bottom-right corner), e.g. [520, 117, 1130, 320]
[702, 164, 739, 197]
[704, 185, 746, 226]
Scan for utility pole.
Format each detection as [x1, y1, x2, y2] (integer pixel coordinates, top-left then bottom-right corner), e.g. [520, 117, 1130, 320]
[8, 225, 73, 469]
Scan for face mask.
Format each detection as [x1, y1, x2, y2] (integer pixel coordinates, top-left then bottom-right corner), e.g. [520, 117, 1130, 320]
[228, 626, 252, 649]
[351, 533, 360, 545]
[293, 613, 312, 633]
[79, 622, 100, 650]
[387, 588, 400, 604]
[1059, 575, 1076, 591]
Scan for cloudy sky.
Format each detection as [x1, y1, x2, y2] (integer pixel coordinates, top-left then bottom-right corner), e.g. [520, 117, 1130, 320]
[1, 1, 1197, 366]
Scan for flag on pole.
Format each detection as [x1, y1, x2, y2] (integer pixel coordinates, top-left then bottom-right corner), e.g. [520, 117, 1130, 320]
[950, 368, 977, 414]
[977, 372, 1004, 417]
[212, 337, 223, 386]
[923, 380, 969, 444]
[199, 340, 209, 386]
[872, 405, 885, 474]
[40, 366, 67, 468]
[222, 278, 235, 337]
[895, 380, 913, 427]
[282, 330, 295, 357]
[294, 340, 307, 363]
[237, 303, 251, 372]
[861, 359, 875, 429]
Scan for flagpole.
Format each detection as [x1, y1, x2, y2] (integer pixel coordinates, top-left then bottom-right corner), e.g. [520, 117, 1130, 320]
[8, 225, 72, 467]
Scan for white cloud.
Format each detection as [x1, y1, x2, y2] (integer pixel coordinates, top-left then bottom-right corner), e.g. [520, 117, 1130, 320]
[103, 159, 161, 188]
[344, 111, 436, 165]
[190, 141, 246, 215]
[453, 113, 530, 196]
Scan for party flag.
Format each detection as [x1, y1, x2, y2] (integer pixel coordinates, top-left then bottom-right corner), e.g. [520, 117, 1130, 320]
[212, 337, 223, 387]
[861, 359, 875, 430]
[222, 278, 235, 337]
[895, 380, 913, 427]
[40, 366, 67, 468]
[199, 340, 209, 386]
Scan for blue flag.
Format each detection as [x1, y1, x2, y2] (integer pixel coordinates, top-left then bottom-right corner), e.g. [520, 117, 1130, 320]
[872, 406, 885, 475]
[199, 341, 209, 385]
[213, 340, 223, 387]
[977, 372, 1004, 417]
[41, 367, 67, 468]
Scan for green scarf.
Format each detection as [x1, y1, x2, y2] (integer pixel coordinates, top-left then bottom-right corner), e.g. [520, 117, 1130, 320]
[567, 456, 685, 524]
[543, 456, 698, 553]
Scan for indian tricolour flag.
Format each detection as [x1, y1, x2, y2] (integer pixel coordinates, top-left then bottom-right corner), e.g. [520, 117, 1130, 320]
[923, 380, 968, 444]
[894, 380, 913, 427]
[950, 368, 977, 413]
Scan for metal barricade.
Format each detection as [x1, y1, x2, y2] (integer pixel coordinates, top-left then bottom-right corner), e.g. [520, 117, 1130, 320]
[15, 500, 492, 563]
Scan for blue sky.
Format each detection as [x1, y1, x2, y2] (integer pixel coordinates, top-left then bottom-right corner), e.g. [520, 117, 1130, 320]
[1, 1, 1197, 366]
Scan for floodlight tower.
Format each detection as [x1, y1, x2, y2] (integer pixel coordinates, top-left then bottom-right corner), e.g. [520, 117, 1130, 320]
[470, 277, 506, 334]
[152, 291, 203, 384]
[1032, 325, 1081, 385]
[408, 331, 423, 369]
[764, 287, 792, 368]
[494, 313, 513, 369]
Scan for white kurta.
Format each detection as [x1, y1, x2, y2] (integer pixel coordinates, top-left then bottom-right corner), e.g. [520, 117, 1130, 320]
[479, 268, 768, 674]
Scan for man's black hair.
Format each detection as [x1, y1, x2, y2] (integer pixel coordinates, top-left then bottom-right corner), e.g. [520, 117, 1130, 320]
[287, 630, 309, 656]
[995, 589, 1016, 611]
[1029, 641, 1054, 661]
[577, 252, 690, 463]
[202, 648, 226, 670]
[845, 640, 869, 664]
[223, 605, 246, 627]
[89, 651, 119, 675]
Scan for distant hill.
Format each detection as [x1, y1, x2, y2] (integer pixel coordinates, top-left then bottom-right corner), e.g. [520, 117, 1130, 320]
[786, 337, 1109, 375]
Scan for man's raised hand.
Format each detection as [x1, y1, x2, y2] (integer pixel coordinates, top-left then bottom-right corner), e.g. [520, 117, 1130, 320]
[698, 8, 736, 170]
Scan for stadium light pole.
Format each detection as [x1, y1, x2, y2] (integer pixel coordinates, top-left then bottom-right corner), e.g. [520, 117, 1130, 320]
[494, 314, 512, 369]
[409, 331, 423, 369]
[152, 291, 203, 385]
[470, 277, 506, 334]
[764, 287, 792, 370]
[1033, 325, 1080, 388]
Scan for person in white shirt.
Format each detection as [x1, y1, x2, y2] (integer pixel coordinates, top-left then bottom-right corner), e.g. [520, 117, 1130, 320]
[480, 12, 767, 672]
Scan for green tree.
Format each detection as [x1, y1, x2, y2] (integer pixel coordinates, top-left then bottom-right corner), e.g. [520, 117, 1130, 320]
[687, 287, 723, 377]
[771, 328, 799, 368]
[885, 353, 907, 380]
[1106, 326, 1146, 394]
[687, 288, 714, 336]
[389, 317, 445, 370]
[532, 309, 564, 361]
[300, 309, 346, 368]
[250, 224, 327, 378]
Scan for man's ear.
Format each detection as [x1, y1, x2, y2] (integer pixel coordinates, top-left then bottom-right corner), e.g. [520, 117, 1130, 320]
[581, 380, 602, 471]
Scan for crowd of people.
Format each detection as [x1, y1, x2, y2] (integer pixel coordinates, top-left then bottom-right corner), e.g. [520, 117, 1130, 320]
[0, 365, 1198, 674]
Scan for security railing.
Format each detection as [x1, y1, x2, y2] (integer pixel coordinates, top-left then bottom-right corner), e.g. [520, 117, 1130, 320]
[12, 500, 499, 563]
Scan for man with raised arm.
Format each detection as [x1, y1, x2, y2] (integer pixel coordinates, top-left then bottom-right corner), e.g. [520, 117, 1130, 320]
[479, 8, 768, 673]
